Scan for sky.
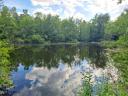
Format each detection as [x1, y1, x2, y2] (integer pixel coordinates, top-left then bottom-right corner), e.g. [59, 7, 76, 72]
[4, 0, 128, 21]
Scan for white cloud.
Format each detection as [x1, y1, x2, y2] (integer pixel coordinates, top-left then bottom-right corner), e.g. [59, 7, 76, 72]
[31, 0, 60, 6]
[30, 0, 128, 20]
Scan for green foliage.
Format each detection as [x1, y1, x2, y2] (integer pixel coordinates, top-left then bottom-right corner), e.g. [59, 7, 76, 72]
[111, 49, 128, 85]
[79, 73, 117, 96]
[79, 73, 92, 96]
[105, 9, 128, 42]
[101, 34, 128, 48]
[0, 6, 112, 44]
[101, 40, 123, 49]
[60, 18, 79, 42]
[116, 35, 128, 47]
[0, 41, 12, 87]
[90, 14, 110, 41]
[0, 5, 127, 44]
[80, 73, 128, 96]
[0, 6, 17, 41]
[31, 35, 45, 43]
[79, 21, 90, 42]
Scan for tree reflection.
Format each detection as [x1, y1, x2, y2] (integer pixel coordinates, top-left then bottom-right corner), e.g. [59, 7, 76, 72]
[10, 44, 107, 70]
[88, 44, 107, 68]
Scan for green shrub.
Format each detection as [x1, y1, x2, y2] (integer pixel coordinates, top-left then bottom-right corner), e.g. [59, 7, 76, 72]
[0, 41, 13, 87]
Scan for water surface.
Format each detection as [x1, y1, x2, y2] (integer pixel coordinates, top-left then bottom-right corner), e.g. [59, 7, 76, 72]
[9, 44, 107, 96]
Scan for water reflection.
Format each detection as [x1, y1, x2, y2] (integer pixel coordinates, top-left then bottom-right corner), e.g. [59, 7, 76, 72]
[9, 44, 107, 96]
[10, 64, 32, 92]
[88, 44, 107, 68]
[10, 44, 107, 69]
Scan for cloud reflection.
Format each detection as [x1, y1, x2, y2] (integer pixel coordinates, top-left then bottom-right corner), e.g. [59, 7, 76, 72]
[13, 59, 118, 96]
[13, 61, 87, 96]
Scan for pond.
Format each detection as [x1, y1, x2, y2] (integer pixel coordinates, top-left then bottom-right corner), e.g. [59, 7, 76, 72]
[5, 44, 114, 96]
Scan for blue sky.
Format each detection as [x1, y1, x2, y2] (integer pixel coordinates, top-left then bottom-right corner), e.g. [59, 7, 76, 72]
[5, 0, 128, 21]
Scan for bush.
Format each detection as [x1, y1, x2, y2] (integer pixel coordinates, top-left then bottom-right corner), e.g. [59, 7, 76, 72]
[31, 35, 45, 44]
[0, 41, 13, 87]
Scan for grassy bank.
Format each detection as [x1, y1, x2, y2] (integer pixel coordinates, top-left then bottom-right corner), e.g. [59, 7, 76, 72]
[79, 39, 128, 96]
[0, 41, 13, 94]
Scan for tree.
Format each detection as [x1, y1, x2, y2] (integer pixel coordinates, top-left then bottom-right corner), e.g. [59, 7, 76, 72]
[60, 18, 78, 42]
[89, 14, 110, 41]
[23, 9, 28, 16]
[0, 6, 16, 41]
[41, 14, 61, 42]
[78, 21, 90, 42]
[34, 12, 44, 41]
[105, 9, 128, 38]
[10, 7, 19, 20]
[18, 10, 35, 43]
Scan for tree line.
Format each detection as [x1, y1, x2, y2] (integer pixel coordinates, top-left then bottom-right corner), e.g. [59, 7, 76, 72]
[0, 6, 128, 44]
[0, 6, 109, 44]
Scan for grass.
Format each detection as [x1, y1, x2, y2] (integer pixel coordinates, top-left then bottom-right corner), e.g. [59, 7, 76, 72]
[79, 74, 128, 96]
[79, 40, 128, 96]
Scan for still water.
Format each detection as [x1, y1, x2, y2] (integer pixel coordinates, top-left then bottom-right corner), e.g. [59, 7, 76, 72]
[8, 44, 108, 96]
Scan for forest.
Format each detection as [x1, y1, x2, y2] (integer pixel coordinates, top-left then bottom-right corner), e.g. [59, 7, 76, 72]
[0, 2, 127, 44]
[0, 6, 127, 45]
[1, 6, 108, 44]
